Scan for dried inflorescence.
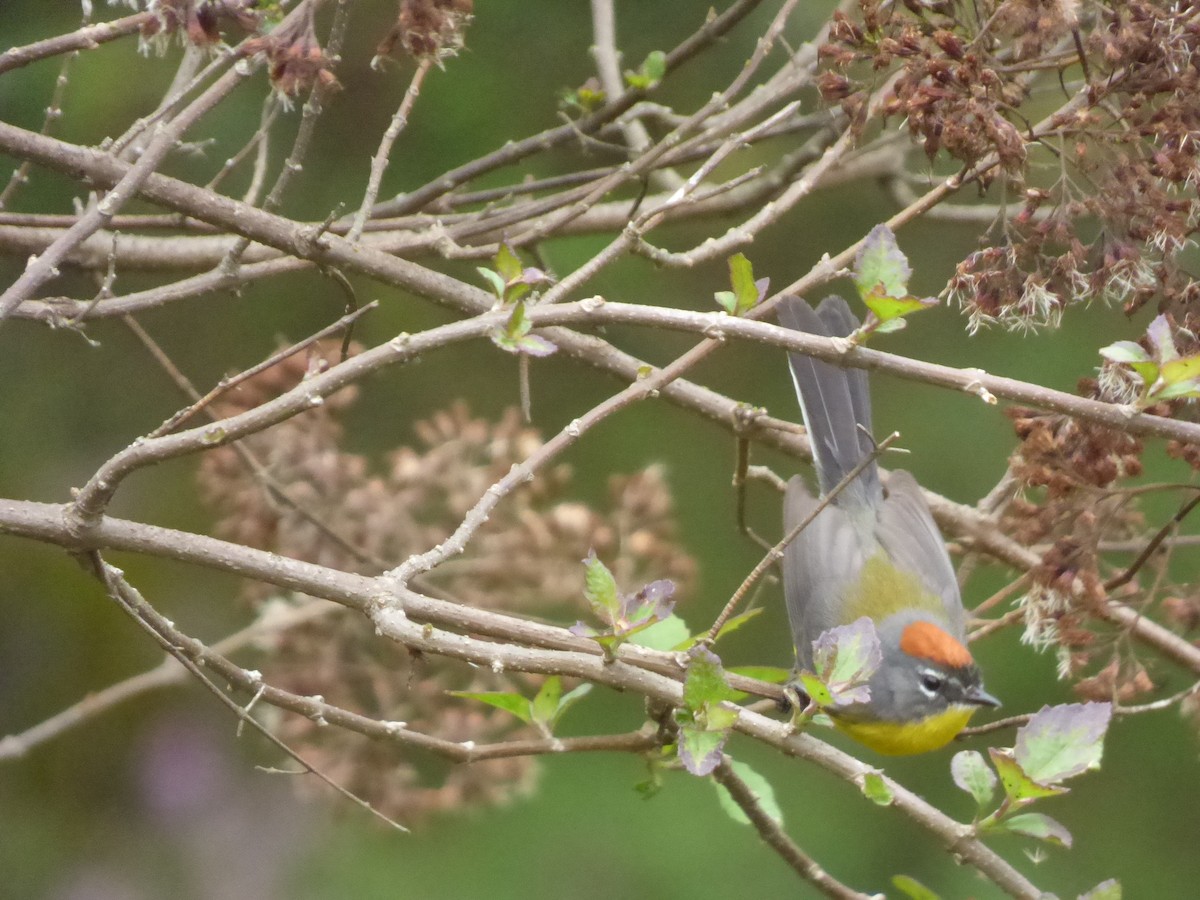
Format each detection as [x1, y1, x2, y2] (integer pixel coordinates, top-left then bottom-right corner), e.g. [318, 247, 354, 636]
[820, 5, 1028, 174]
[1000, 406, 1149, 676]
[376, 0, 474, 64]
[197, 342, 694, 823]
[823, 2, 1200, 333]
[138, 0, 261, 53]
[242, 5, 340, 101]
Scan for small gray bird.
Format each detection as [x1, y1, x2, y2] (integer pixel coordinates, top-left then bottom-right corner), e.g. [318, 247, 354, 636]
[779, 295, 999, 754]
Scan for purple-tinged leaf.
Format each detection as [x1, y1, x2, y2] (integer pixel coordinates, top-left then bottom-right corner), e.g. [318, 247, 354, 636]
[1000, 811, 1073, 848]
[854, 224, 911, 303]
[1014, 702, 1112, 784]
[677, 723, 726, 776]
[951, 750, 998, 807]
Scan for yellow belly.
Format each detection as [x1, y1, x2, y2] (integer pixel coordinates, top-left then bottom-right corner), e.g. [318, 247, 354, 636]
[833, 706, 977, 756]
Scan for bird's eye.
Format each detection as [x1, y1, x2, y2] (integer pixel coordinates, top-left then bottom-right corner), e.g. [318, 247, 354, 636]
[918, 671, 944, 695]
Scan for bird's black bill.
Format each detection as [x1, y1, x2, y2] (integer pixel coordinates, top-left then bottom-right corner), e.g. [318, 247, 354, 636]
[965, 685, 1002, 708]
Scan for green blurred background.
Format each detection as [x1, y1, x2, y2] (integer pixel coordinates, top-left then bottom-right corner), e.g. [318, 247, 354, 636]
[1, 2, 1197, 898]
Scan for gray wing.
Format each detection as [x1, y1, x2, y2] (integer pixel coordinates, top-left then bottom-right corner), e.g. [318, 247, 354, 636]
[875, 471, 965, 640]
[782, 475, 874, 669]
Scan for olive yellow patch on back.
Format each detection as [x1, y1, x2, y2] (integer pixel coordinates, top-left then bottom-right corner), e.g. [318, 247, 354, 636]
[899, 620, 973, 669]
[842, 553, 944, 624]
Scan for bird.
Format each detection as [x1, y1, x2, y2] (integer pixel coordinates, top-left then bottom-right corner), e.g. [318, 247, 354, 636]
[778, 294, 999, 755]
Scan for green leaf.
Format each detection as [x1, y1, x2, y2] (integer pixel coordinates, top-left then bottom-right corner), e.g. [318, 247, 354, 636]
[582, 551, 620, 619]
[512, 333, 557, 357]
[641, 50, 666, 84]
[677, 723, 726, 776]
[676, 608, 765, 651]
[477, 266, 507, 298]
[860, 771, 894, 806]
[682, 647, 739, 711]
[1014, 702, 1112, 785]
[1159, 353, 1200, 387]
[988, 748, 1067, 803]
[631, 613, 691, 650]
[951, 750, 997, 807]
[1152, 379, 1200, 400]
[1000, 811, 1073, 848]
[714, 760, 782, 827]
[531, 676, 562, 727]
[450, 690, 532, 724]
[554, 683, 593, 726]
[625, 49, 667, 89]
[714, 252, 765, 316]
[810, 617, 882, 706]
[677, 647, 739, 774]
[797, 672, 833, 707]
[854, 224, 912, 304]
[1079, 879, 1122, 900]
[712, 607, 764, 642]
[892, 874, 942, 900]
[863, 292, 937, 325]
[494, 243, 523, 283]
[1099, 340, 1152, 364]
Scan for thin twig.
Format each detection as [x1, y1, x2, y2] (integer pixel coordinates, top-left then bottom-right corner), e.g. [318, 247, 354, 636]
[712, 758, 874, 899]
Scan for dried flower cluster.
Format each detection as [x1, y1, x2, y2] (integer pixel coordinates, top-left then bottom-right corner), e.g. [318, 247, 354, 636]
[242, 5, 340, 100]
[822, 2, 1200, 333]
[999, 405, 1156, 694]
[376, 0, 474, 64]
[137, 0, 261, 53]
[197, 343, 694, 822]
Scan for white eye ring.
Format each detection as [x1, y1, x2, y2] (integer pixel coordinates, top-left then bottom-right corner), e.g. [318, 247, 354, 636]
[918, 669, 944, 697]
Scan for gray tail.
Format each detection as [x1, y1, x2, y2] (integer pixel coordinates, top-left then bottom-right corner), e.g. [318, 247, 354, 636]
[777, 295, 881, 509]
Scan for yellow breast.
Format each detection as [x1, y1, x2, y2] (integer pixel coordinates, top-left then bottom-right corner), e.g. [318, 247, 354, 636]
[832, 706, 978, 756]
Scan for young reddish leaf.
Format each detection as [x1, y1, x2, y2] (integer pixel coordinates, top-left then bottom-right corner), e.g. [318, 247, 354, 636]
[1014, 702, 1112, 784]
[951, 749, 998, 808]
[997, 811, 1073, 848]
